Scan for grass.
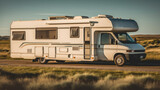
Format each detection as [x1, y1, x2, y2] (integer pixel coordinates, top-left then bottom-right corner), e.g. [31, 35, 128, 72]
[0, 40, 10, 59]
[0, 66, 160, 90]
[0, 36, 160, 90]
[133, 38, 160, 60]
[0, 40, 10, 49]
[145, 52, 160, 60]
[137, 39, 160, 48]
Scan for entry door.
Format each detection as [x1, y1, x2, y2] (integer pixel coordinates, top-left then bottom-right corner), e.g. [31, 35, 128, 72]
[35, 46, 44, 57]
[97, 33, 117, 60]
[84, 27, 91, 59]
[48, 47, 56, 58]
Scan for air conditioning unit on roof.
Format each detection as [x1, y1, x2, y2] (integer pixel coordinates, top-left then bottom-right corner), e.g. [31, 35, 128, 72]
[98, 15, 113, 18]
[49, 16, 74, 20]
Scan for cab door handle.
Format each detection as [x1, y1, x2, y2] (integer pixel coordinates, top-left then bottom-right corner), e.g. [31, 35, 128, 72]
[98, 45, 100, 48]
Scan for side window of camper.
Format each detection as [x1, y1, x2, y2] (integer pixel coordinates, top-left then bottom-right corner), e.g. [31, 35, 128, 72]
[36, 28, 58, 39]
[70, 27, 79, 38]
[12, 31, 25, 40]
[101, 33, 115, 45]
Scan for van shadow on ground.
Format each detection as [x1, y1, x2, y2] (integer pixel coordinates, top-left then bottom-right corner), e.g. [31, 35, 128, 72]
[49, 60, 160, 66]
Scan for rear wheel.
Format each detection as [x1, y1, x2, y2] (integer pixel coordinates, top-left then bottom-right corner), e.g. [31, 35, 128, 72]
[38, 58, 48, 64]
[114, 55, 126, 66]
[32, 59, 36, 62]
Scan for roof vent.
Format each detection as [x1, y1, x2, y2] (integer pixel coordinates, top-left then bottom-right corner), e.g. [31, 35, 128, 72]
[98, 15, 113, 19]
[49, 16, 74, 20]
[74, 16, 89, 19]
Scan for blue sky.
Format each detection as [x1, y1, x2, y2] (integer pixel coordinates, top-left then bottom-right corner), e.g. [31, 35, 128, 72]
[0, 0, 160, 35]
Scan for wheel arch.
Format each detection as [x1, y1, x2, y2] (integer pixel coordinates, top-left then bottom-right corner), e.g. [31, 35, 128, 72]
[114, 53, 126, 60]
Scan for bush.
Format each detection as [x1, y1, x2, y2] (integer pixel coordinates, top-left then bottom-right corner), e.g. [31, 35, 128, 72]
[39, 72, 66, 80]
[71, 73, 99, 84]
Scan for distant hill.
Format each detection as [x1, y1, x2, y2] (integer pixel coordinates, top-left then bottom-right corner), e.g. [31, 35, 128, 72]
[0, 36, 10, 40]
[131, 34, 160, 40]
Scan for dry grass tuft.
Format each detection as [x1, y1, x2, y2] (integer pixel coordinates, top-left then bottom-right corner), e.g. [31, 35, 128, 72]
[0, 72, 159, 90]
[95, 75, 160, 90]
[70, 73, 99, 84]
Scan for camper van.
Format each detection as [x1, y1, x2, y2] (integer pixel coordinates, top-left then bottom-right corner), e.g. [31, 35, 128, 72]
[10, 15, 146, 66]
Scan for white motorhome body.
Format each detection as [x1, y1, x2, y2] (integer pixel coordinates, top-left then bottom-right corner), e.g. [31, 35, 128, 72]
[10, 15, 146, 66]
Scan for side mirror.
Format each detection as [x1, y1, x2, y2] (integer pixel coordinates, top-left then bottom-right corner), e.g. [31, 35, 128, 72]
[134, 38, 137, 43]
[111, 39, 117, 45]
[115, 40, 118, 45]
[111, 38, 114, 44]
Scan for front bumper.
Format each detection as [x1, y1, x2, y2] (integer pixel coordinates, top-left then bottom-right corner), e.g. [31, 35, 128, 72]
[125, 53, 146, 61]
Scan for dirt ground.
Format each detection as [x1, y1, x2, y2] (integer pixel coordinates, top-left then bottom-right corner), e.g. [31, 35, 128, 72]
[0, 59, 160, 73]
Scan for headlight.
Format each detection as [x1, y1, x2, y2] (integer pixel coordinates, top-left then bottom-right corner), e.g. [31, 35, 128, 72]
[126, 50, 134, 52]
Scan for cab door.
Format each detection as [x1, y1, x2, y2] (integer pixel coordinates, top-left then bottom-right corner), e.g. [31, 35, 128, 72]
[97, 32, 117, 61]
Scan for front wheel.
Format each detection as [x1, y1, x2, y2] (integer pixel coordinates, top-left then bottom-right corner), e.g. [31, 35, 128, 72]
[114, 55, 126, 66]
[38, 58, 48, 64]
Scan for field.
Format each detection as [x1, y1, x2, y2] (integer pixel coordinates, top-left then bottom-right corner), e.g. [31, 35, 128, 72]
[0, 66, 160, 90]
[0, 40, 10, 59]
[1, 35, 160, 60]
[131, 34, 160, 60]
[0, 35, 160, 90]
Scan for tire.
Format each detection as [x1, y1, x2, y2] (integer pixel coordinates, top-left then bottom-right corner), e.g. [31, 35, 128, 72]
[56, 60, 65, 63]
[38, 58, 48, 64]
[32, 59, 36, 62]
[32, 58, 38, 62]
[114, 55, 126, 66]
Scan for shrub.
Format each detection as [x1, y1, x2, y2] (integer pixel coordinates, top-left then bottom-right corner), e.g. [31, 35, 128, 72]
[71, 73, 99, 84]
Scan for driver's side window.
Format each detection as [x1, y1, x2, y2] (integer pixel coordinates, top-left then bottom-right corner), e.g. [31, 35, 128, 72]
[101, 33, 115, 45]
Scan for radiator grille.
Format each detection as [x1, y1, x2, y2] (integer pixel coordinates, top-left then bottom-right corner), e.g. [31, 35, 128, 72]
[134, 50, 145, 52]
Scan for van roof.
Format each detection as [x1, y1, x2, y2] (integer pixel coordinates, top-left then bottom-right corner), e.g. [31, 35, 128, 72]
[11, 15, 138, 32]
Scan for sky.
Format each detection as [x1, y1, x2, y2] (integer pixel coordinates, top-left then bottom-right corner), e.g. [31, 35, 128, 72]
[0, 0, 160, 36]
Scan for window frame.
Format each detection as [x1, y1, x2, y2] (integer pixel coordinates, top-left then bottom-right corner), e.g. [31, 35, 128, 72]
[35, 28, 58, 39]
[101, 33, 116, 45]
[114, 32, 136, 44]
[70, 27, 80, 38]
[12, 31, 26, 40]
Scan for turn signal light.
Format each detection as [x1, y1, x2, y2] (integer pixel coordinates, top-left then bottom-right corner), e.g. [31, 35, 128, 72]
[91, 57, 94, 59]
[126, 50, 133, 52]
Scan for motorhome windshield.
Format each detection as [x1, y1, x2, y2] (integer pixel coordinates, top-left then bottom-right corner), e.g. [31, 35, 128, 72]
[114, 32, 136, 44]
